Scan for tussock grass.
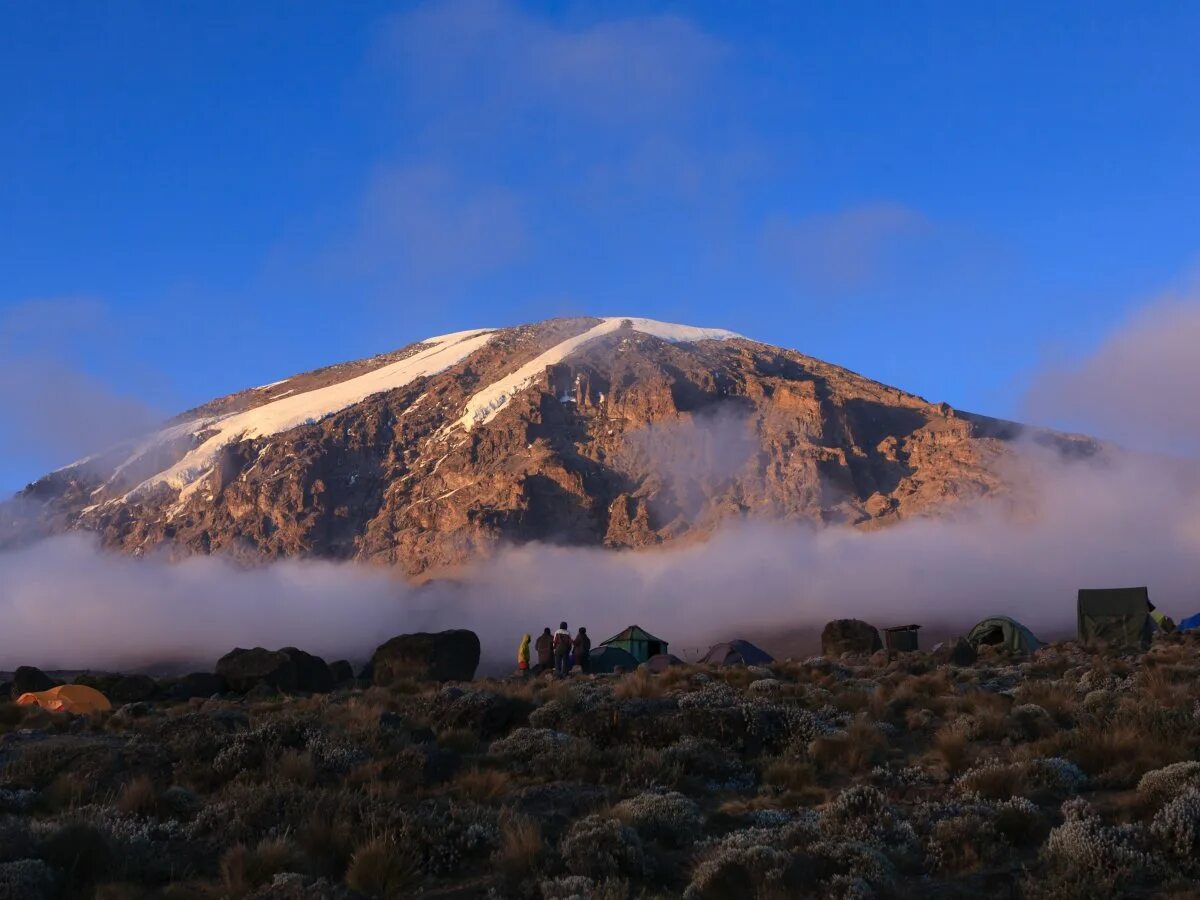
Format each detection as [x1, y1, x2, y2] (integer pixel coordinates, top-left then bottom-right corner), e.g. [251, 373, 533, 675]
[494, 812, 544, 882]
[613, 669, 666, 699]
[277, 750, 317, 786]
[454, 767, 513, 803]
[437, 727, 480, 753]
[116, 775, 160, 816]
[811, 716, 887, 773]
[345, 835, 419, 898]
[931, 723, 972, 775]
[220, 837, 302, 896]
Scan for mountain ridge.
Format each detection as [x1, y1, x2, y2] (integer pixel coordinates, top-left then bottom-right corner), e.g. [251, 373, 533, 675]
[8, 316, 1097, 572]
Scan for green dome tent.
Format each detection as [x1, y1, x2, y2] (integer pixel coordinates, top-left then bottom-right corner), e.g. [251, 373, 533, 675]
[599, 625, 668, 665]
[966, 616, 1042, 654]
[588, 646, 640, 674]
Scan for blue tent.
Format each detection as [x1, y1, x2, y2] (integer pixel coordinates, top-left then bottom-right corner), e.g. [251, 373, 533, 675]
[1179, 613, 1200, 631]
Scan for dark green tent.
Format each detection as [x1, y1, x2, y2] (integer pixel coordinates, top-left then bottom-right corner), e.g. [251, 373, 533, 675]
[1077, 587, 1153, 649]
[599, 626, 668, 664]
[588, 646, 639, 674]
[966, 616, 1042, 654]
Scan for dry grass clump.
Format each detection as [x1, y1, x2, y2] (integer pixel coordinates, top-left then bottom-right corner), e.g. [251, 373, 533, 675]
[534, 678, 575, 706]
[493, 812, 544, 882]
[220, 837, 303, 896]
[438, 727, 480, 753]
[298, 809, 357, 876]
[892, 670, 955, 704]
[325, 695, 389, 735]
[1013, 682, 1077, 722]
[956, 760, 1027, 800]
[931, 723, 972, 775]
[656, 664, 695, 690]
[613, 668, 666, 699]
[1071, 723, 1188, 787]
[763, 757, 816, 794]
[115, 775, 160, 816]
[454, 767, 513, 803]
[40, 771, 94, 811]
[810, 717, 887, 773]
[345, 835, 419, 897]
[277, 749, 317, 786]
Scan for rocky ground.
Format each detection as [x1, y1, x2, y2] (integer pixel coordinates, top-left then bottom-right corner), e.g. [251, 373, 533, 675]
[5, 634, 1200, 899]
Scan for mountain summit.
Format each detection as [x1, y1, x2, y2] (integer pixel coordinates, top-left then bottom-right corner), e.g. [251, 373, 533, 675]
[14, 316, 1092, 573]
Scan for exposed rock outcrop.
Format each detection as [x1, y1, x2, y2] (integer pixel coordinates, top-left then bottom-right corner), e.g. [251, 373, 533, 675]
[369, 630, 481, 684]
[164, 672, 226, 700]
[11, 666, 56, 698]
[821, 619, 884, 657]
[215, 648, 297, 694]
[279, 647, 334, 694]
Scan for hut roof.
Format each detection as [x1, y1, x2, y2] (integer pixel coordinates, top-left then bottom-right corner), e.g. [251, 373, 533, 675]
[601, 625, 666, 645]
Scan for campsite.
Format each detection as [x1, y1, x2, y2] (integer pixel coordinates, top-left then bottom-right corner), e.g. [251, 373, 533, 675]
[4, 588, 1200, 899]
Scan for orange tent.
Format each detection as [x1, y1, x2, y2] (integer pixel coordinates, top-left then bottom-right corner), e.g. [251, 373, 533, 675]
[16, 684, 113, 714]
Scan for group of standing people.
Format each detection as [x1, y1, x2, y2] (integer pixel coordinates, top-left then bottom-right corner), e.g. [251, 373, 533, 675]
[517, 622, 591, 676]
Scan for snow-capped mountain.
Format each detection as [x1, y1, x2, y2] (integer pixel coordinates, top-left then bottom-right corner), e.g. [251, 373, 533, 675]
[9, 316, 1094, 573]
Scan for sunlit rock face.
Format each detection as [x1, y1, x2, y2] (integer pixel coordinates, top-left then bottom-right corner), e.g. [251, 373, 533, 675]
[11, 316, 1093, 574]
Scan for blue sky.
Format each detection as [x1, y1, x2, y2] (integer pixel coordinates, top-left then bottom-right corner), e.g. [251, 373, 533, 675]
[2, 1, 1198, 492]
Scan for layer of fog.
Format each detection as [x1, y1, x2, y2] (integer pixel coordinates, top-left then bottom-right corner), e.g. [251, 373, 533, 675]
[2, 442, 1198, 674]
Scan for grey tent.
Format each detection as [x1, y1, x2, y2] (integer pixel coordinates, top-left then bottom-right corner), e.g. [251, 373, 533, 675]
[699, 639, 774, 667]
[1077, 587, 1153, 649]
[588, 646, 639, 674]
[641, 653, 685, 673]
[966, 616, 1042, 654]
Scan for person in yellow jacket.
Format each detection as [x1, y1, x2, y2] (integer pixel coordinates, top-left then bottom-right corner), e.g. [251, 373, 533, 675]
[517, 633, 531, 676]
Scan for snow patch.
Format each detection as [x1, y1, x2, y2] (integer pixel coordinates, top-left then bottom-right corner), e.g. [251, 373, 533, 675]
[112, 329, 495, 499]
[452, 317, 741, 431]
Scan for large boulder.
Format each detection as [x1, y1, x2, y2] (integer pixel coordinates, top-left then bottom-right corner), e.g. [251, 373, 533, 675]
[933, 637, 978, 667]
[215, 648, 297, 694]
[11, 666, 56, 697]
[279, 647, 334, 694]
[328, 660, 355, 685]
[164, 672, 226, 701]
[74, 672, 122, 695]
[369, 630, 480, 684]
[820, 619, 883, 657]
[109, 674, 158, 703]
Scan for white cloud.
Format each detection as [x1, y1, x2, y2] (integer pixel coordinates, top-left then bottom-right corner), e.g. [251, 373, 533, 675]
[332, 162, 528, 286]
[1025, 289, 1200, 456]
[762, 203, 932, 292]
[0, 298, 164, 475]
[379, 0, 725, 126]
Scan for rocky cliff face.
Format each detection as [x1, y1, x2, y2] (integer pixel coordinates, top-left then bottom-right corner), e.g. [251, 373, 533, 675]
[8, 317, 1095, 574]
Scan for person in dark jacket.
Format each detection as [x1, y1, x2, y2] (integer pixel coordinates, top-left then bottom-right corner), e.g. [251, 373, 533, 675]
[553, 622, 572, 676]
[573, 627, 592, 673]
[534, 628, 553, 672]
